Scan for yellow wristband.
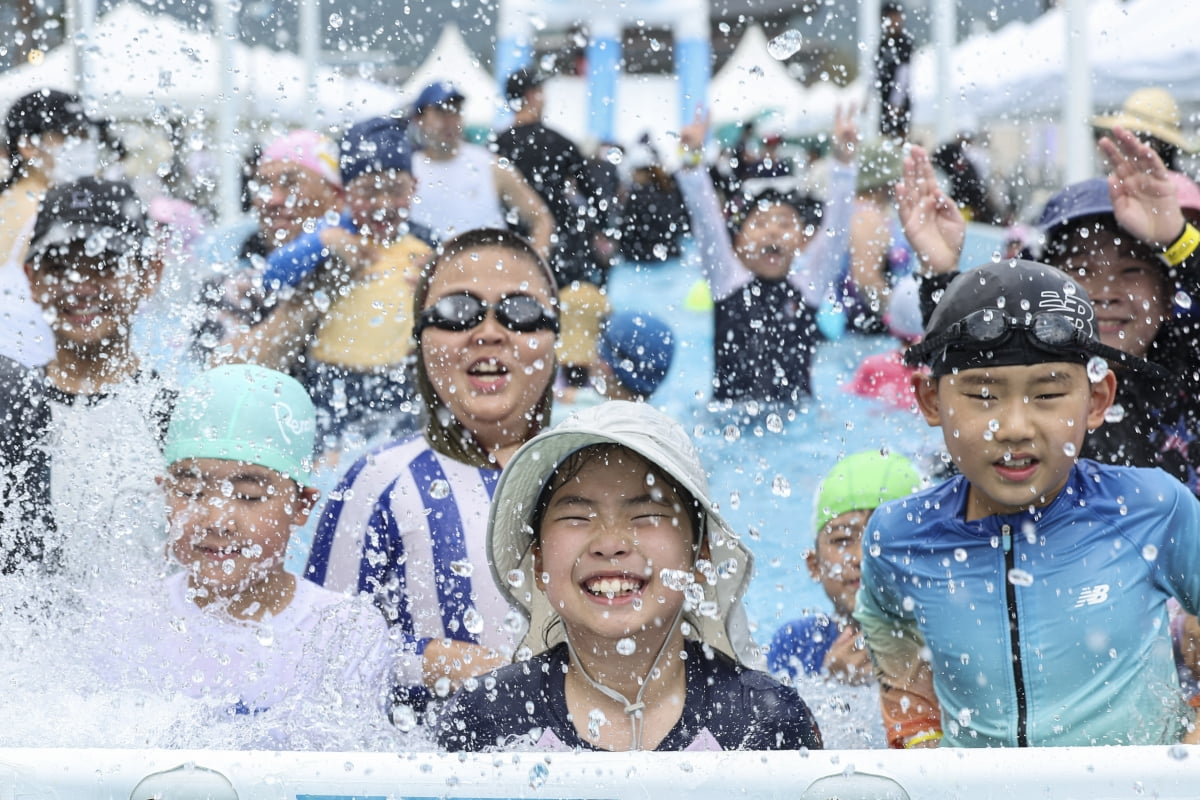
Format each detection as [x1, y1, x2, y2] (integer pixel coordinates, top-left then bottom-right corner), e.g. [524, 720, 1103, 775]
[1162, 222, 1200, 268]
[903, 730, 944, 748]
[680, 148, 703, 169]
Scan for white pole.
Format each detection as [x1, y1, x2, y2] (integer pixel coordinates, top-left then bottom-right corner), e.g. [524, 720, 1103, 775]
[858, 0, 882, 138]
[215, 0, 240, 224]
[1063, 0, 1092, 182]
[66, 0, 97, 100]
[299, 0, 320, 117]
[932, 0, 956, 143]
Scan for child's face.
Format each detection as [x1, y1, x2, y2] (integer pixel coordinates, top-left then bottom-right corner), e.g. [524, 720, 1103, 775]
[806, 510, 867, 619]
[914, 362, 1117, 521]
[24, 244, 159, 354]
[251, 161, 343, 248]
[733, 202, 803, 281]
[347, 169, 415, 242]
[535, 449, 697, 645]
[165, 458, 314, 597]
[1055, 228, 1168, 358]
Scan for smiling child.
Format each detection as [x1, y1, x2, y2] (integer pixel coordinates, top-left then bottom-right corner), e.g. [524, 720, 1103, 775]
[435, 401, 822, 752]
[856, 259, 1200, 748]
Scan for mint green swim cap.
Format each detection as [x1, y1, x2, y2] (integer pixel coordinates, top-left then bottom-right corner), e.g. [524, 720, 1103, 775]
[813, 450, 922, 535]
[164, 364, 316, 486]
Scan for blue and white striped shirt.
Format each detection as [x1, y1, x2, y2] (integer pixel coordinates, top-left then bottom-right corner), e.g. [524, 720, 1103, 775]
[306, 434, 524, 688]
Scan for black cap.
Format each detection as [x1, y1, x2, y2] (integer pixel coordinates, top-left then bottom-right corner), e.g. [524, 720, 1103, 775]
[505, 67, 545, 102]
[904, 259, 1164, 378]
[26, 177, 149, 264]
[5, 89, 90, 153]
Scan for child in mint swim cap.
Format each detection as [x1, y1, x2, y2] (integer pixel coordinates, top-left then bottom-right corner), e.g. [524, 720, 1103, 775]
[767, 450, 921, 748]
[101, 364, 396, 743]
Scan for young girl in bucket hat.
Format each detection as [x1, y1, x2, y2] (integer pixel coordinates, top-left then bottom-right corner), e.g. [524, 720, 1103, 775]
[435, 400, 822, 752]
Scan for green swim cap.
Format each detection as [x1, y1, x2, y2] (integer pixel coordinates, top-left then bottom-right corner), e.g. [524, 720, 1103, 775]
[813, 450, 922, 535]
[164, 364, 317, 486]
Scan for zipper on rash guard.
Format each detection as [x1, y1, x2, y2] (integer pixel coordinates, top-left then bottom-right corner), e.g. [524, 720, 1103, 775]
[1002, 524, 1029, 747]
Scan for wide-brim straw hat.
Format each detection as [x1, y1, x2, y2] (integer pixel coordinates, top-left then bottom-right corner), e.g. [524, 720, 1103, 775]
[487, 400, 764, 668]
[1092, 87, 1195, 152]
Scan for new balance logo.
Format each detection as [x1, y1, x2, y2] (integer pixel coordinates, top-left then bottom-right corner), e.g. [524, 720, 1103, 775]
[1073, 585, 1110, 608]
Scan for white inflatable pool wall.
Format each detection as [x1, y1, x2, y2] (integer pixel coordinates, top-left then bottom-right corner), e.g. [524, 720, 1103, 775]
[1, 746, 1197, 799]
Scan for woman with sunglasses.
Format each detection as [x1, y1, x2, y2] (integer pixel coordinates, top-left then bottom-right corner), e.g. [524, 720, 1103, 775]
[304, 228, 559, 713]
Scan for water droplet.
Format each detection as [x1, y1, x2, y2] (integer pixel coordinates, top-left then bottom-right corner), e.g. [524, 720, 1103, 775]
[953, 548, 968, 562]
[767, 29, 804, 60]
[684, 583, 705, 609]
[604, 147, 624, 165]
[587, 708, 607, 739]
[716, 558, 739, 578]
[988, 419, 1000, 432]
[729, 489, 741, 510]
[652, 243, 669, 260]
[221, 558, 236, 575]
[528, 763, 549, 789]
[1104, 404, 1126, 423]
[765, 412, 784, 433]
[1008, 568, 1034, 587]
[1063, 442, 1077, 457]
[328, 11, 343, 28]
[433, 677, 452, 697]
[901, 596, 915, 611]
[429, 479, 451, 499]
[722, 425, 741, 442]
[959, 652, 970, 665]
[868, 543, 882, 557]
[749, 65, 764, 78]
[1175, 291, 1192, 310]
[506, 569, 525, 587]
[1142, 544, 1159, 561]
[1022, 520, 1038, 544]
[771, 475, 791, 498]
[503, 608, 525, 634]
[957, 707, 973, 727]
[616, 637, 636, 656]
[392, 704, 417, 732]
[1168, 743, 1190, 760]
[1086, 357, 1110, 383]
[463, 607, 484, 635]
[255, 626, 274, 647]
[450, 559, 474, 577]
[660, 568, 694, 591]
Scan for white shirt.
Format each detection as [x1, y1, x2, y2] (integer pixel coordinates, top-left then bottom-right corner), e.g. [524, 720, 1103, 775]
[411, 144, 506, 241]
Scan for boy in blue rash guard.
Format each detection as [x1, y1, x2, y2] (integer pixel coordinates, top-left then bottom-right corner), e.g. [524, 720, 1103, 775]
[856, 259, 1200, 749]
[436, 401, 822, 752]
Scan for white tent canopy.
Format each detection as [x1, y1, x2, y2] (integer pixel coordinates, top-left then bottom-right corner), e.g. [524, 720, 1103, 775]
[707, 25, 807, 124]
[395, 23, 501, 126]
[910, 0, 1200, 126]
[0, 3, 401, 125]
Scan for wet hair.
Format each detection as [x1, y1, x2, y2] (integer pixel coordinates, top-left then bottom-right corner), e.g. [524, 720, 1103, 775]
[728, 188, 811, 240]
[529, 443, 706, 549]
[412, 227, 558, 468]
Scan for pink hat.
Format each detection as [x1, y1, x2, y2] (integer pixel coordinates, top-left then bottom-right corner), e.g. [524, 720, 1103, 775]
[260, 129, 342, 188]
[845, 350, 918, 411]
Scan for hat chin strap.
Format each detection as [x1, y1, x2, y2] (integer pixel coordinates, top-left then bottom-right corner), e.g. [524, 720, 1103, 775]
[564, 602, 686, 751]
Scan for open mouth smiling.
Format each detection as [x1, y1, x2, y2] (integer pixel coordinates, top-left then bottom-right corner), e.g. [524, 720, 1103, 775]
[581, 575, 646, 599]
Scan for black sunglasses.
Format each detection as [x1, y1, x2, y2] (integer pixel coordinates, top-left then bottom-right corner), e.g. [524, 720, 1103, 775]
[415, 292, 559, 336]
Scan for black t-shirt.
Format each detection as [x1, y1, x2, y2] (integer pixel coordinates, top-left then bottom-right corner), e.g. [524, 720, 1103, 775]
[435, 640, 823, 752]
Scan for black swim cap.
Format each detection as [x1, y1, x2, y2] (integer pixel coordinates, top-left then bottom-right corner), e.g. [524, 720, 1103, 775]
[904, 259, 1164, 378]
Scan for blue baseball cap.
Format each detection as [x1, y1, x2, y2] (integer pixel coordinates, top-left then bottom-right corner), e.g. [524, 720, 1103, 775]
[1035, 178, 1113, 235]
[597, 311, 675, 397]
[413, 82, 465, 114]
[339, 115, 413, 184]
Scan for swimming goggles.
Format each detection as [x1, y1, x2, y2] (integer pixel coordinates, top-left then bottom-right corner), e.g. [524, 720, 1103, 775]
[415, 291, 559, 336]
[909, 308, 1090, 358]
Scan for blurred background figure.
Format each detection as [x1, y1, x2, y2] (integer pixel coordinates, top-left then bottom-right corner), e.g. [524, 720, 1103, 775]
[875, 1, 913, 141]
[1093, 87, 1194, 172]
[618, 133, 691, 265]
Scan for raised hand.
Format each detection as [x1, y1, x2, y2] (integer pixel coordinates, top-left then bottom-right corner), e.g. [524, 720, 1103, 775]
[831, 103, 860, 165]
[1099, 126, 1186, 248]
[679, 108, 710, 158]
[896, 144, 964, 275]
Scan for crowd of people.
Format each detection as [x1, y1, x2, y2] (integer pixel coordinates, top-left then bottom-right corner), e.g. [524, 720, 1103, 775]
[2, 57, 1200, 758]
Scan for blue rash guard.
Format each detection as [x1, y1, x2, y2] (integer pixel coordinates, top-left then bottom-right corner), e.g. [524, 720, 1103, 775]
[435, 641, 822, 752]
[856, 460, 1200, 748]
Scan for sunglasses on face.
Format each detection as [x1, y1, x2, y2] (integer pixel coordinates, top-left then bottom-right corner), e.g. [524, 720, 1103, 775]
[415, 291, 559, 336]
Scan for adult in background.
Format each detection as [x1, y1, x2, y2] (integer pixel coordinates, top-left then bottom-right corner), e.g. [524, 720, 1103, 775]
[1093, 87, 1194, 172]
[0, 89, 96, 367]
[305, 229, 559, 711]
[193, 130, 345, 366]
[875, 1, 913, 141]
[408, 82, 553, 260]
[494, 68, 608, 287]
